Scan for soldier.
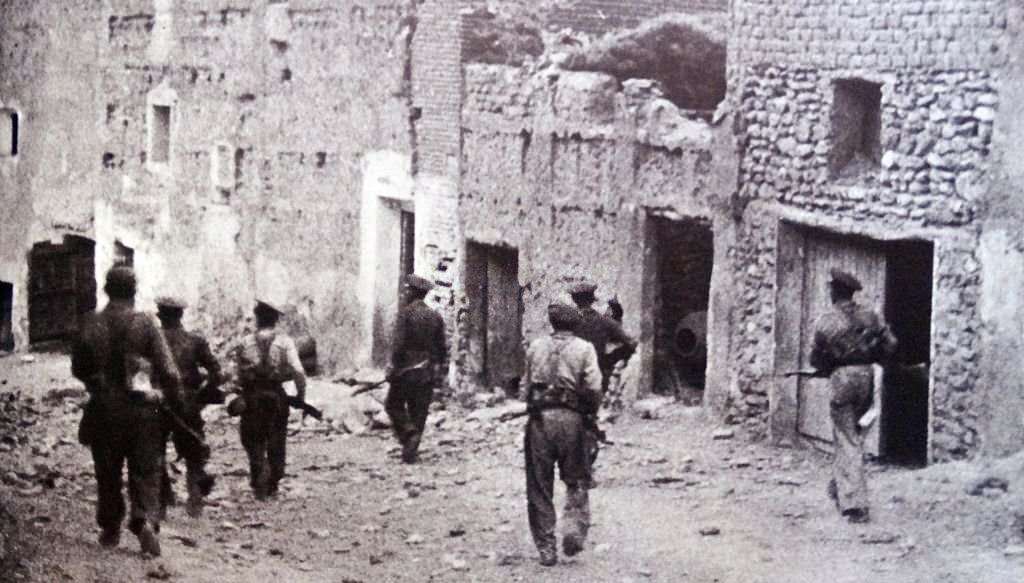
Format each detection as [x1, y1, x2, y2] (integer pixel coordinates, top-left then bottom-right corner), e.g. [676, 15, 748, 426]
[569, 281, 637, 393]
[232, 299, 307, 500]
[810, 269, 897, 524]
[386, 274, 447, 464]
[155, 296, 222, 517]
[569, 281, 636, 483]
[71, 267, 183, 557]
[521, 302, 603, 567]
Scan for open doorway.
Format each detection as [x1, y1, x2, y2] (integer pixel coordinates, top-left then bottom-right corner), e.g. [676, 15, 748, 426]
[28, 235, 97, 344]
[1, 281, 13, 351]
[464, 242, 524, 391]
[775, 224, 933, 464]
[648, 216, 713, 404]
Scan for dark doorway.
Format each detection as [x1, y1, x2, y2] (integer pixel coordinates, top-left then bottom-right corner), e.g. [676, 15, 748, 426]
[28, 235, 97, 343]
[0, 281, 13, 351]
[399, 211, 415, 280]
[882, 241, 933, 466]
[465, 242, 524, 390]
[649, 216, 713, 403]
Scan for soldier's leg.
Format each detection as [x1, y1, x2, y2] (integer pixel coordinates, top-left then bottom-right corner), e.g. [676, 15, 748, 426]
[174, 409, 211, 516]
[385, 383, 413, 446]
[91, 441, 126, 546]
[830, 402, 869, 517]
[267, 393, 290, 494]
[525, 419, 558, 565]
[557, 413, 591, 555]
[125, 404, 165, 556]
[403, 386, 434, 462]
[239, 399, 270, 498]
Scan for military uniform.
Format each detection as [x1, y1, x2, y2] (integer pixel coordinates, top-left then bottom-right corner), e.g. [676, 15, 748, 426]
[520, 303, 603, 566]
[386, 275, 447, 463]
[233, 300, 307, 499]
[71, 268, 182, 556]
[809, 269, 897, 522]
[156, 296, 221, 517]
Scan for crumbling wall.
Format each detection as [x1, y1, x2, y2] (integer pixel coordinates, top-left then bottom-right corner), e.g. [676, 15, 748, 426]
[457, 63, 738, 405]
[1, 0, 416, 372]
[730, 0, 1009, 459]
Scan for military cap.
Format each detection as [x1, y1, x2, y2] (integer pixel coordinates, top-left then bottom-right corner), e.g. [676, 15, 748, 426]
[829, 268, 863, 292]
[104, 266, 137, 298]
[155, 295, 188, 310]
[568, 280, 598, 295]
[254, 299, 284, 314]
[548, 302, 582, 330]
[404, 274, 435, 293]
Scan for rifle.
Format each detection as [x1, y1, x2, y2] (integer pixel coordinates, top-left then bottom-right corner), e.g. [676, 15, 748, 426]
[780, 369, 828, 378]
[498, 407, 614, 446]
[161, 403, 211, 461]
[349, 360, 431, 397]
[287, 396, 323, 421]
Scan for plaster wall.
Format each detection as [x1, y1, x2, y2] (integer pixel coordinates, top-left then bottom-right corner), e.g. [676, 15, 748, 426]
[0, 0, 416, 370]
[457, 64, 738, 407]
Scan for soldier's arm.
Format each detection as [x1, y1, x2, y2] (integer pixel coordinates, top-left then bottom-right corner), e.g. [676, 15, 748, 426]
[390, 309, 408, 369]
[195, 336, 223, 388]
[578, 343, 603, 414]
[808, 328, 832, 372]
[70, 326, 99, 388]
[607, 319, 637, 358]
[281, 337, 307, 401]
[873, 313, 899, 361]
[144, 317, 183, 408]
[519, 342, 534, 403]
[433, 314, 448, 365]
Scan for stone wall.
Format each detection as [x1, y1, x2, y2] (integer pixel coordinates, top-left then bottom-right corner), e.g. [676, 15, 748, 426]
[0, 0, 416, 372]
[729, 0, 1011, 459]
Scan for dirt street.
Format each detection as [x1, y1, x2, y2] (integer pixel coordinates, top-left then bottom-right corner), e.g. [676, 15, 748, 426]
[1, 353, 1022, 583]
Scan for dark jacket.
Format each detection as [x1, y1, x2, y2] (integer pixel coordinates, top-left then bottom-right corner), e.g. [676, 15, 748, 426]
[575, 306, 636, 375]
[391, 299, 447, 378]
[162, 326, 222, 395]
[72, 300, 182, 405]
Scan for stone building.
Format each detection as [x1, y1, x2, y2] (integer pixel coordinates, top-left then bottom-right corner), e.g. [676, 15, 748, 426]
[2, 0, 1023, 464]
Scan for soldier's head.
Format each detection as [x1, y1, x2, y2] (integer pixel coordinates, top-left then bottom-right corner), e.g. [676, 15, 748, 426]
[828, 269, 862, 303]
[253, 300, 282, 328]
[568, 281, 598, 308]
[403, 274, 434, 302]
[155, 296, 186, 328]
[548, 302, 581, 332]
[103, 266, 137, 300]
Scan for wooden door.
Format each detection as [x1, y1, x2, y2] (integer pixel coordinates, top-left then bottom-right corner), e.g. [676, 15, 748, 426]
[484, 247, 523, 388]
[28, 238, 95, 343]
[796, 233, 886, 454]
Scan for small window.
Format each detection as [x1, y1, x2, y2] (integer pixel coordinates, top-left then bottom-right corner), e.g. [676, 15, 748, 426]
[830, 79, 882, 178]
[114, 240, 134, 268]
[211, 143, 236, 203]
[0, 110, 18, 157]
[151, 104, 171, 163]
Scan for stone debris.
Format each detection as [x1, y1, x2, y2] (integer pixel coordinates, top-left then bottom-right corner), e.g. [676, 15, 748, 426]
[860, 532, 900, 545]
[1003, 545, 1024, 558]
[966, 476, 1009, 497]
[712, 428, 735, 440]
[699, 526, 721, 536]
[633, 397, 674, 420]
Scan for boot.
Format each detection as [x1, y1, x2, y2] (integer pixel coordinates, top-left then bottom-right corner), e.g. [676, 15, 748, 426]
[401, 432, 421, 464]
[98, 528, 120, 548]
[562, 533, 584, 557]
[538, 549, 558, 567]
[136, 523, 161, 557]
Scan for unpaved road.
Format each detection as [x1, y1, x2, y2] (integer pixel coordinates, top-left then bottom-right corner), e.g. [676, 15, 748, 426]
[1, 353, 1023, 582]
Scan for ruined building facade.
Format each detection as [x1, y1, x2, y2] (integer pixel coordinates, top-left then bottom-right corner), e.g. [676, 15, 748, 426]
[2, 1, 1023, 463]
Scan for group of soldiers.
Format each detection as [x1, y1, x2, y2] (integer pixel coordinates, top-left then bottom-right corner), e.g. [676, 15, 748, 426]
[68, 261, 894, 567]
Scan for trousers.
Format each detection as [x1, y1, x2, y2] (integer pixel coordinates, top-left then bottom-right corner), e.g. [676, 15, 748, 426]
[239, 388, 289, 497]
[829, 365, 873, 513]
[88, 394, 166, 535]
[385, 381, 434, 460]
[162, 399, 211, 512]
[525, 408, 591, 558]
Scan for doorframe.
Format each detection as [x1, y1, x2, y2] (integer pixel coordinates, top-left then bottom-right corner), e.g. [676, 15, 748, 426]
[771, 219, 936, 463]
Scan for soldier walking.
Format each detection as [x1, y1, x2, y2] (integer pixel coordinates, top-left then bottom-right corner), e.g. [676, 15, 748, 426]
[71, 267, 183, 557]
[155, 296, 222, 517]
[232, 299, 307, 500]
[569, 281, 636, 484]
[386, 274, 447, 464]
[520, 302, 603, 566]
[810, 269, 897, 524]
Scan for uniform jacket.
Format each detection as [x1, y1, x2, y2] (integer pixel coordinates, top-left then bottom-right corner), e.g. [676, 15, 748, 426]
[162, 326, 222, 394]
[391, 299, 447, 369]
[520, 331, 603, 415]
[71, 300, 182, 403]
[575, 307, 636, 373]
[234, 329, 307, 393]
[810, 300, 898, 372]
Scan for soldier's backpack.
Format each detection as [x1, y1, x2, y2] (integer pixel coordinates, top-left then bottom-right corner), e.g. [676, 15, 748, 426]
[236, 333, 279, 390]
